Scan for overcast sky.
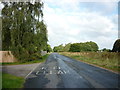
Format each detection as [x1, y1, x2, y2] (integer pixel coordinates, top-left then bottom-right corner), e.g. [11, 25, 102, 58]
[43, 0, 119, 50]
[0, 0, 119, 50]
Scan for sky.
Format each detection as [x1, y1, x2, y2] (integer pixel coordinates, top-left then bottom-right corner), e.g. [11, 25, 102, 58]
[43, 0, 119, 50]
[0, 0, 119, 50]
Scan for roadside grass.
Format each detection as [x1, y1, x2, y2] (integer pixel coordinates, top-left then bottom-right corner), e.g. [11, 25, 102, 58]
[1, 54, 49, 65]
[2, 73, 25, 88]
[59, 52, 120, 73]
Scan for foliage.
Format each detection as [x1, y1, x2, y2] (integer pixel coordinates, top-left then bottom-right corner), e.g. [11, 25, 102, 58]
[69, 43, 80, 52]
[2, 2, 48, 62]
[2, 73, 25, 88]
[85, 41, 98, 51]
[53, 41, 98, 52]
[63, 43, 71, 52]
[69, 41, 99, 52]
[112, 39, 120, 52]
[101, 48, 111, 52]
[53, 46, 59, 52]
[53, 44, 64, 52]
[44, 44, 52, 52]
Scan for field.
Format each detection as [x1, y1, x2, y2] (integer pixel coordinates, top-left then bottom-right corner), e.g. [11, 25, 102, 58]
[59, 52, 120, 73]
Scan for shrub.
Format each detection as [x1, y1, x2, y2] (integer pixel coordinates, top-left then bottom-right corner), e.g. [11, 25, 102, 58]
[69, 41, 99, 52]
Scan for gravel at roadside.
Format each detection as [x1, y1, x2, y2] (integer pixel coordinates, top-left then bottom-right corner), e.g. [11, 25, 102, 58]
[2, 63, 41, 78]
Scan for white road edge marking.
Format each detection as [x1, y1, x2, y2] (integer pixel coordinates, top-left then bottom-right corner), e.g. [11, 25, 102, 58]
[25, 64, 40, 79]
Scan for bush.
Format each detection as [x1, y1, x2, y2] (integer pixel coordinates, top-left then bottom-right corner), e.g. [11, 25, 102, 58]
[69, 41, 99, 52]
[53, 44, 64, 52]
[69, 43, 80, 52]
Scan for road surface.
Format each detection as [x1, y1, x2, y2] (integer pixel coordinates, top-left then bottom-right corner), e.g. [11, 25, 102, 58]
[24, 53, 120, 88]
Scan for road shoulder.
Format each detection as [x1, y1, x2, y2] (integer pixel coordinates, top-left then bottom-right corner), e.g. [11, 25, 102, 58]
[2, 63, 41, 78]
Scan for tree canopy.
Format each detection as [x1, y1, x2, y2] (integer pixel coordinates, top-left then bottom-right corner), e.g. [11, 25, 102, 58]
[112, 39, 120, 52]
[53, 44, 64, 52]
[69, 41, 98, 52]
[63, 43, 71, 52]
[44, 44, 52, 53]
[53, 41, 99, 52]
[2, 2, 48, 61]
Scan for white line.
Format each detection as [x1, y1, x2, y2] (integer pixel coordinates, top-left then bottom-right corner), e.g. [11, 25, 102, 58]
[25, 64, 40, 79]
[36, 71, 39, 75]
[54, 55, 56, 59]
[79, 76, 83, 78]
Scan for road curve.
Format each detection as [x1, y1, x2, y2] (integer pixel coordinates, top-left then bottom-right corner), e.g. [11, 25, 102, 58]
[24, 53, 120, 88]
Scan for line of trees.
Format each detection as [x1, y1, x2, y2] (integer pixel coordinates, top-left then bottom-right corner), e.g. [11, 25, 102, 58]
[2, 2, 48, 62]
[53, 39, 120, 53]
[53, 41, 99, 52]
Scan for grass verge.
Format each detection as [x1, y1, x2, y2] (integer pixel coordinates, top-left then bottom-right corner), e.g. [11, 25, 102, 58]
[2, 54, 49, 65]
[59, 52, 120, 73]
[2, 73, 25, 88]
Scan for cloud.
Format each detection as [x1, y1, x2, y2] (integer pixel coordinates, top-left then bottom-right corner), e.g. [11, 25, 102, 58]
[0, 1, 118, 49]
[43, 1, 118, 49]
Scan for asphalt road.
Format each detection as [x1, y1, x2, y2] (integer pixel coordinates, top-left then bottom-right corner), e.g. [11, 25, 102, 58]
[24, 53, 120, 88]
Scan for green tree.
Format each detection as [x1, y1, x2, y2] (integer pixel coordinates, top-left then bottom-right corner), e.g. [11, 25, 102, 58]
[69, 41, 99, 52]
[53, 44, 64, 52]
[2, 2, 48, 62]
[53, 46, 59, 52]
[86, 41, 99, 51]
[63, 43, 71, 52]
[58, 44, 64, 52]
[69, 43, 80, 52]
[112, 39, 120, 52]
[44, 44, 52, 53]
[102, 48, 111, 52]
